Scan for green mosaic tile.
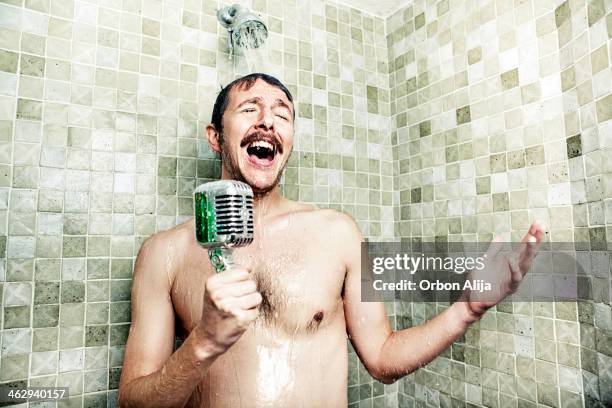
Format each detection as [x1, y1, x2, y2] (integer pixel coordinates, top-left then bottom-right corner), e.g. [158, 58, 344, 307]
[410, 187, 421, 204]
[467, 47, 482, 65]
[87, 239, 110, 259]
[555, 1, 570, 28]
[86, 302, 109, 325]
[109, 367, 121, 389]
[561, 66, 576, 91]
[20, 53, 45, 77]
[596, 330, 612, 356]
[33, 304, 59, 328]
[109, 324, 129, 346]
[83, 392, 107, 408]
[0, 354, 29, 381]
[34, 259, 61, 281]
[417, 72, 428, 88]
[0, 49, 18, 73]
[0, 164, 11, 187]
[591, 44, 609, 75]
[64, 214, 88, 235]
[589, 227, 607, 250]
[34, 281, 60, 304]
[6, 259, 34, 281]
[110, 280, 131, 302]
[490, 153, 506, 173]
[587, 0, 605, 26]
[501, 68, 519, 90]
[557, 342, 580, 368]
[87, 280, 109, 302]
[141, 17, 160, 37]
[446, 145, 458, 163]
[596, 93, 612, 123]
[59, 325, 84, 348]
[516, 356, 535, 380]
[456, 106, 471, 125]
[85, 325, 109, 347]
[32, 327, 58, 352]
[506, 149, 525, 169]
[492, 192, 509, 212]
[521, 82, 541, 104]
[16, 98, 42, 120]
[414, 13, 425, 30]
[537, 382, 559, 406]
[59, 303, 84, 327]
[84, 369, 108, 393]
[63, 236, 86, 257]
[110, 301, 130, 323]
[525, 145, 545, 166]
[3, 305, 30, 328]
[110, 259, 132, 279]
[458, 142, 473, 160]
[61, 281, 85, 303]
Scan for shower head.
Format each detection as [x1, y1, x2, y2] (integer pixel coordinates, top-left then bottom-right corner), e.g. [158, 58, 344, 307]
[217, 4, 268, 56]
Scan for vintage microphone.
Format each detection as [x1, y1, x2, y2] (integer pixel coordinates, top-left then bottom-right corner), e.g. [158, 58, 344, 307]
[194, 180, 254, 273]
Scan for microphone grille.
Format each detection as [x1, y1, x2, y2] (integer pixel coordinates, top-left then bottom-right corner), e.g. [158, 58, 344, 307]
[195, 181, 254, 248]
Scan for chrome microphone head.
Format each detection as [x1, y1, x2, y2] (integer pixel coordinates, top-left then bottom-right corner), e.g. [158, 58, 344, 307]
[194, 180, 254, 249]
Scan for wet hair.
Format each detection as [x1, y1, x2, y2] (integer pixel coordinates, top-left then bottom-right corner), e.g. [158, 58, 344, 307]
[210, 73, 294, 137]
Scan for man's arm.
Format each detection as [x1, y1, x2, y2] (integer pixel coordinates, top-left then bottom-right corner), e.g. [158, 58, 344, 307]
[117, 233, 221, 408]
[118, 230, 261, 408]
[341, 215, 544, 384]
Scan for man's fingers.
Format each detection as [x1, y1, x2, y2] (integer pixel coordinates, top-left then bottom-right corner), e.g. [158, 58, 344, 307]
[518, 220, 546, 270]
[210, 267, 251, 286]
[485, 236, 503, 260]
[508, 254, 523, 284]
[215, 279, 258, 298]
[235, 307, 259, 324]
[237, 292, 263, 310]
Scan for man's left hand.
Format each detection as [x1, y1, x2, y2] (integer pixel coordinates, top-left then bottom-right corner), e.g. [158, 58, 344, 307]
[463, 220, 546, 318]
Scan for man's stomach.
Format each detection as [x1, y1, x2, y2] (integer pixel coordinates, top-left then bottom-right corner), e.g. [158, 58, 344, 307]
[187, 323, 349, 408]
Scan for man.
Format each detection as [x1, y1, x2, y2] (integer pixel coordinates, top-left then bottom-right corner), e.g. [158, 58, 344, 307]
[118, 73, 545, 407]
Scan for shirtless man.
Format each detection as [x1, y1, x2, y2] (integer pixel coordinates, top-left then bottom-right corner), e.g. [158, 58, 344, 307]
[118, 73, 545, 407]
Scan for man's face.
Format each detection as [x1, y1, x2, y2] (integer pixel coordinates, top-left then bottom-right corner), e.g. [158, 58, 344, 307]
[213, 79, 294, 196]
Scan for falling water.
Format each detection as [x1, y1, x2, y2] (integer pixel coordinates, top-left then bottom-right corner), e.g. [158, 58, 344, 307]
[234, 24, 269, 73]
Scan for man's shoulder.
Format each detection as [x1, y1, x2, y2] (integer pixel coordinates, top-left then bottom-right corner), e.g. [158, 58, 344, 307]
[284, 201, 362, 239]
[132, 219, 197, 290]
[136, 219, 194, 274]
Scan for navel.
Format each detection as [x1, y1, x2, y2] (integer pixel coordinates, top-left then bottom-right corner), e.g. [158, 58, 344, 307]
[313, 311, 324, 322]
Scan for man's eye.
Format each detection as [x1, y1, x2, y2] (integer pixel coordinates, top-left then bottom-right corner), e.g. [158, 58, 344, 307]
[276, 114, 288, 121]
[243, 108, 256, 113]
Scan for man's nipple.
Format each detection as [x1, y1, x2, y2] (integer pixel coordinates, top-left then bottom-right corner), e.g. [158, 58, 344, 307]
[306, 311, 325, 333]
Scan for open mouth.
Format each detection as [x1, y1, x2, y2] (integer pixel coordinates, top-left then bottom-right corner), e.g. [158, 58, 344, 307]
[241, 134, 282, 167]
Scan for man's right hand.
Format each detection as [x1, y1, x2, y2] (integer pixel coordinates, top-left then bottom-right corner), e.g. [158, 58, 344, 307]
[195, 267, 262, 355]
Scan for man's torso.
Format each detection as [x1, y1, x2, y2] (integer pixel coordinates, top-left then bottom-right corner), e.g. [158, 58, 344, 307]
[167, 206, 350, 407]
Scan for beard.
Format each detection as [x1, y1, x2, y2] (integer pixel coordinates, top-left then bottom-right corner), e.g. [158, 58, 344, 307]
[220, 132, 291, 198]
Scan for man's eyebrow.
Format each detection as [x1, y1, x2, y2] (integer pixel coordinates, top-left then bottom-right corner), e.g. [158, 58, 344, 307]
[235, 96, 262, 110]
[235, 96, 293, 114]
[274, 98, 293, 113]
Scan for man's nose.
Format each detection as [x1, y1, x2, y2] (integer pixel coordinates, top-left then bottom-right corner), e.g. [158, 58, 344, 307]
[256, 107, 274, 130]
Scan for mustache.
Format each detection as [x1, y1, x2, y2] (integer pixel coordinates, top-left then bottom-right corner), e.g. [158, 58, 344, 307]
[239, 131, 283, 154]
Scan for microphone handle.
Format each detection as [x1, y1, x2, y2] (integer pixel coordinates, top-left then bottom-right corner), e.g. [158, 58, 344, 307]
[208, 247, 235, 273]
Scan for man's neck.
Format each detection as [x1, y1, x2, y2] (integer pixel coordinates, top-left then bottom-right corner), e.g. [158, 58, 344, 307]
[252, 187, 284, 215]
[219, 173, 286, 220]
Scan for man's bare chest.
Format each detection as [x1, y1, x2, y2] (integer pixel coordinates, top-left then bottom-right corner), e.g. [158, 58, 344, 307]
[171, 234, 347, 337]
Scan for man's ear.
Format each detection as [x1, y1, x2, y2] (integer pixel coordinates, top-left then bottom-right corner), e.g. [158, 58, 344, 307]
[206, 124, 221, 153]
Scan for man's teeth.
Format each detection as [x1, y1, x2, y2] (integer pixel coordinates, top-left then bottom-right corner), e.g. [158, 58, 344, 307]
[251, 141, 273, 150]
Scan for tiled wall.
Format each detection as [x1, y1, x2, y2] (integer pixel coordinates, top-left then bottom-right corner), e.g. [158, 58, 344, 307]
[1, 0, 610, 406]
[387, 0, 611, 406]
[0, 0, 395, 406]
